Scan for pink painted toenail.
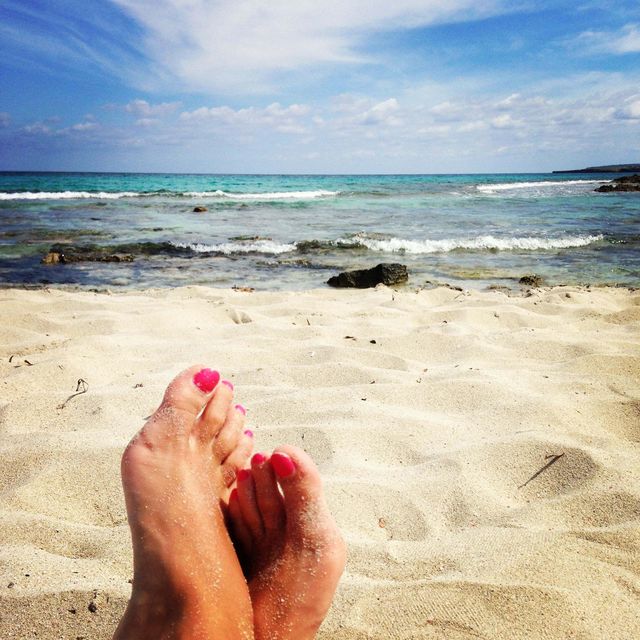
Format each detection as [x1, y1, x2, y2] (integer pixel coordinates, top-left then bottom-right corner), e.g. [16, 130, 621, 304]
[271, 453, 296, 478]
[235, 404, 246, 415]
[252, 452, 267, 465]
[244, 429, 254, 438]
[193, 368, 220, 393]
[222, 380, 234, 390]
[237, 469, 251, 482]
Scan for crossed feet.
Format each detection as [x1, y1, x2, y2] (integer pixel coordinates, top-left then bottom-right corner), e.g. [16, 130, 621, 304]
[114, 365, 346, 640]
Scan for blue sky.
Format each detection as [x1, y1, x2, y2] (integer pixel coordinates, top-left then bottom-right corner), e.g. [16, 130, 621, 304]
[1, 0, 639, 173]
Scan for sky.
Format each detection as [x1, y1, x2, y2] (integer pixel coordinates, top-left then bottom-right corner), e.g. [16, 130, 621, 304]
[0, 0, 639, 173]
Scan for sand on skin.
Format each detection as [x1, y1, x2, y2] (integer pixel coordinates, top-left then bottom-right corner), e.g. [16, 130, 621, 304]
[0, 284, 639, 639]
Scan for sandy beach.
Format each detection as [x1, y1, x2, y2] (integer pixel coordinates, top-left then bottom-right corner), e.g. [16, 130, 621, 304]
[1, 283, 639, 639]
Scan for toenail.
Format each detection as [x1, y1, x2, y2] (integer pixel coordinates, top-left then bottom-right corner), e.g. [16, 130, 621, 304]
[237, 468, 251, 482]
[244, 429, 254, 438]
[271, 453, 296, 478]
[229, 488, 238, 502]
[252, 452, 267, 465]
[222, 380, 234, 390]
[193, 368, 220, 393]
[235, 404, 246, 415]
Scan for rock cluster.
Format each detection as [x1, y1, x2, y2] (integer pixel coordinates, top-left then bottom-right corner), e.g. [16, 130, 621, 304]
[327, 263, 408, 288]
[42, 249, 134, 264]
[595, 174, 640, 193]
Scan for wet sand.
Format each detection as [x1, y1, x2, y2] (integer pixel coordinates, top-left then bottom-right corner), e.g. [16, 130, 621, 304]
[1, 284, 639, 639]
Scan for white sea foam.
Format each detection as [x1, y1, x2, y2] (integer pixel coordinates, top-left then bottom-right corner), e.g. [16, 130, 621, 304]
[173, 240, 296, 255]
[477, 180, 607, 193]
[184, 189, 339, 200]
[174, 234, 603, 256]
[0, 190, 140, 200]
[0, 189, 339, 201]
[348, 234, 604, 253]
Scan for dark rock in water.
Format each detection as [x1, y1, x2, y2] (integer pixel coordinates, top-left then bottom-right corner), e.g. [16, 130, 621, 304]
[595, 174, 640, 192]
[327, 263, 409, 288]
[42, 252, 63, 264]
[229, 235, 272, 241]
[42, 245, 134, 264]
[193, 206, 208, 212]
[519, 274, 545, 287]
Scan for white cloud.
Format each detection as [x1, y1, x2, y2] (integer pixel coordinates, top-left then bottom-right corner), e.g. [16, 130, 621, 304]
[354, 98, 402, 126]
[136, 117, 160, 127]
[70, 122, 98, 131]
[179, 102, 310, 134]
[125, 99, 181, 116]
[112, 0, 511, 93]
[614, 96, 640, 120]
[23, 122, 51, 134]
[574, 23, 640, 54]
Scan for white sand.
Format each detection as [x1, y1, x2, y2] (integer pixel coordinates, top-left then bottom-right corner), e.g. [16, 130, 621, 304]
[0, 284, 639, 639]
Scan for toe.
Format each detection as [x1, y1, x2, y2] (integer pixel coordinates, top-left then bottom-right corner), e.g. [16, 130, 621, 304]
[221, 430, 254, 488]
[142, 365, 221, 440]
[159, 365, 221, 416]
[270, 445, 324, 506]
[251, 453, 285, 533]
[271, 445, 346, 563]
[213, 398, 247, 461]
[196, 378, 234, 443]
[228, 489, 252, 556]
[237, 468, 264, 539]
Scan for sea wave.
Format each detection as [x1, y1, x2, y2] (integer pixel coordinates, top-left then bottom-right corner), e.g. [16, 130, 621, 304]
[0, 190, 141, 200]
[349, 234, 604, 253]
[184, 189, 339, 200]
[172, 233, 604, 256]
[477, 180, 607, 193]
[173, 240, 297, 255]
[0, 189, 339, 201]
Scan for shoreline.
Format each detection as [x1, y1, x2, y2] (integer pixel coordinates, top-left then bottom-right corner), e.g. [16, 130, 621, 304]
[1, 284, 639, 638]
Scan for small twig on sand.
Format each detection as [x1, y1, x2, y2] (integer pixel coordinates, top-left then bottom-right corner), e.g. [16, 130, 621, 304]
[518, 453, 565, 489]
[58, 378, 89, 409]
[9, 355, 15, 363]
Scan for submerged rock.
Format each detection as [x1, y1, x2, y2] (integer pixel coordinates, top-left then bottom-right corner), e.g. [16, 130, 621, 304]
[595, 174, 640, 193]
[42, 246, 134, 264]
[327, 263, 409, 288]
[42, 252, 63, 264]
[519, 274, 545, 287]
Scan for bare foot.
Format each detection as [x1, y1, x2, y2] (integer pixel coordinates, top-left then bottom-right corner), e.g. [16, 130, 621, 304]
[114, 366, 254, 640]
[227, 445, 346, 640]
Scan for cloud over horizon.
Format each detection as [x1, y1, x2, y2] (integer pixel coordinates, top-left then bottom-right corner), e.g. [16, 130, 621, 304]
[0, 1, 639, 171]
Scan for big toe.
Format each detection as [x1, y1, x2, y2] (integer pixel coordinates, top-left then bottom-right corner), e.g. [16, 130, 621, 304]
[142, 365, 221, 439]
[270, 446, 342, 546]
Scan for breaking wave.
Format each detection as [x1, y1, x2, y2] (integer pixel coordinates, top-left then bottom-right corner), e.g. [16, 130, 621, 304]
[173, 240, 296, 255]
[184, 189, 339, 200]
[0, 189, 339, 201]
[477, 180, 607, 193]
[171, 233, 605, 256]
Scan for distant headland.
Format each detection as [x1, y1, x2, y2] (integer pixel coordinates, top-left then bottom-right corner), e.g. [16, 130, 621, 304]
[553, 163, 640, 174]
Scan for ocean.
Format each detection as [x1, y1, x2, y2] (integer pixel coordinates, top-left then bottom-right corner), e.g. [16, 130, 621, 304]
[0, 172, 638, 290]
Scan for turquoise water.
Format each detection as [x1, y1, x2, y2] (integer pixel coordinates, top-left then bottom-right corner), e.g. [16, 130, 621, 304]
[0, 172, 638, 289]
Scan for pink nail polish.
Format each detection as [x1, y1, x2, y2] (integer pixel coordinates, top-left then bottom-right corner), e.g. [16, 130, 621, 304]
[252, 452, 267, 465]
[193, 368, 220, 393]
[271, 453, 296, 478]
[222, 380, 234, 391]
[244, 429, 254, 438]
[235, 404, 246, 415]
[237, 469, 251, 482]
